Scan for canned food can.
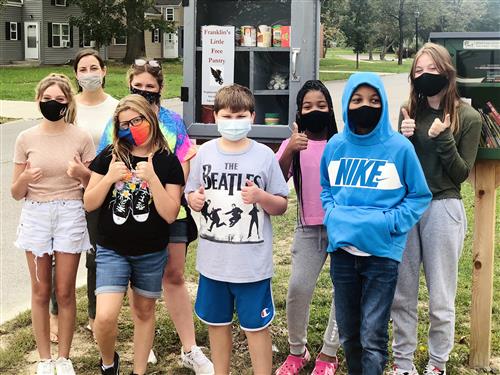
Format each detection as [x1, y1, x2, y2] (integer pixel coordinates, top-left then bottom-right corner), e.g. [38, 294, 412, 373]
[241, 26, 256, 47]
[272, 25, 282, 47]
[257, 25, 272, 47]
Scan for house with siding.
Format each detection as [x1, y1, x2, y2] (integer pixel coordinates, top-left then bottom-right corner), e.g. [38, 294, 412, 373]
[0, 0, 183, 65]
[107, 0, 184, 61]
[1, 0, 82, 65]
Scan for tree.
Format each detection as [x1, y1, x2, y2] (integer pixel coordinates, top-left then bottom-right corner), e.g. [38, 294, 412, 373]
[321, 0, 346, 57]
[69, 0, 175, 63]
[340, 0, 373, 69]
[69, 0, 124, 50]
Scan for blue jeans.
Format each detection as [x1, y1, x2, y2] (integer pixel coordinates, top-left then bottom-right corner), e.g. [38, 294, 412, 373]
[95, 245, 168, 299]
[330, 249, 399, 375]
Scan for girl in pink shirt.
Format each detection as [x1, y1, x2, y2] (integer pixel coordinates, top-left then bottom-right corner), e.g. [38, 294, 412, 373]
[275, 80, 340, 375]
[11, 73, 95, 375]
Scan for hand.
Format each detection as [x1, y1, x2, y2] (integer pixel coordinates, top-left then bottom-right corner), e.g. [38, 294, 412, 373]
[135, 153, 156, 183]
[20, 160, 42, 184]
[66, 154, 87, 180]
[105, 154, 129, 183]
[428, 114, 451, 138]
[241, 179, 262, 205]
[189, 186, 206, 211]
[400, 108, 416, 138]
[287, 122, 308, 152]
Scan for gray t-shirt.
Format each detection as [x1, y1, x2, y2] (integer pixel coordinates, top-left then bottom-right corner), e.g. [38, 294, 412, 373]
[186, 139, 289, 283]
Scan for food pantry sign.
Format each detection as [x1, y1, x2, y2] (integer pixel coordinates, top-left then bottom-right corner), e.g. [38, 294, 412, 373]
[201, 26, 235, 105]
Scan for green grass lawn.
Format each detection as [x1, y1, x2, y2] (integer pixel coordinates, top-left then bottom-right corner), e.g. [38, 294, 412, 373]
[0, 49, 412, 102]
[319, 48, 413, 81]
[0, 183, 498, 374]
[0, 60, 183, 101]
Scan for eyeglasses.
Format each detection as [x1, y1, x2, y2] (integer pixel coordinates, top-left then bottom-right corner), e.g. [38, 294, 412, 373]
[119, 115, 145, 130]
[134, 59, 161, 69]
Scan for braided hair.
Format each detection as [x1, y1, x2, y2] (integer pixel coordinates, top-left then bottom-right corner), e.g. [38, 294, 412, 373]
[292, 80, 337, 225]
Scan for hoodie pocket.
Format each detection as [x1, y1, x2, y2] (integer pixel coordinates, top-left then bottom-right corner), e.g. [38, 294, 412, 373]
[325, 206, 392, 253]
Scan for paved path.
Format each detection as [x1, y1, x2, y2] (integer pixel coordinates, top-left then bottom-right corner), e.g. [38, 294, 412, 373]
[0, 74, 410, 324]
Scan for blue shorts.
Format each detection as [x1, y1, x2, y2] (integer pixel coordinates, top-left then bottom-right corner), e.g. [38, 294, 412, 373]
[95, 245, 168, 299]
[169, 219, 188, 243]
[194, 274, 275, 331]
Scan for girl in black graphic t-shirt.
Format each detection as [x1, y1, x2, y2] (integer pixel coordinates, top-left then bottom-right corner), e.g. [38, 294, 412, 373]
[84, 94, 184, 375]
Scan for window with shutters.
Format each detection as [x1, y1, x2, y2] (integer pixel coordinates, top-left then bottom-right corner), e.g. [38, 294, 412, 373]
[153, 29, 160, 43]
[55, 0, 67, 6]
[166, 8, 174, 21]
[52, 23, 70, 47]
[9, 22, 18, 40]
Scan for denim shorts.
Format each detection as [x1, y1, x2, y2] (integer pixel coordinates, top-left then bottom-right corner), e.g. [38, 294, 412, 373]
[169, 219, 188, 243]
[194, 274, 275, 331]
[15, 200, 91, 257]
[95, 245, 168, 299]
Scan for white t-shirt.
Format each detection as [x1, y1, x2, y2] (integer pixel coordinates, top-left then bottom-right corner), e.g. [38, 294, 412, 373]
[76, 94, 119, 146]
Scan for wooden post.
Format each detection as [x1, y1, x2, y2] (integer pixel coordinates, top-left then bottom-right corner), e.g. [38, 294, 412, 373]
[470, 159, 500, 367]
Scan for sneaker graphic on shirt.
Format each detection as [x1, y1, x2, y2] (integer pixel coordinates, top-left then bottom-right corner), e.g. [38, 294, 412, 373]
[113, 190, 131, 225]
[132, 183, 150, 222]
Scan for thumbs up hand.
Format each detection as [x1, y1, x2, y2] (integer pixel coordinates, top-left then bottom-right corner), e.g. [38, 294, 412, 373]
[189, 185, 206, 211]
[428, 114, 451, 138]
[21, 160, 43, 183]
[241, 179, 262, 205]
[67, 154, 87, 179]
[105, 153, 129, 184]
[135, 153, 156, 182]
[288, 122, 308, 152]
[400, 108, 416, 138]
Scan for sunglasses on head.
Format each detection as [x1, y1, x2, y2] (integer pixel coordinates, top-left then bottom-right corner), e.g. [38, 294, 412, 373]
[134, 59, 161, 69]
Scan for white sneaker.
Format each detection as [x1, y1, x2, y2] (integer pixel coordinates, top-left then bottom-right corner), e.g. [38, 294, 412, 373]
[148, 349, 157, 364]
[36, 359, 55, 375]
[423, 364, 446, 375]
[180, 345, 215, 375]
[390, 364, 419, 375]
[55, 357, 76, 375]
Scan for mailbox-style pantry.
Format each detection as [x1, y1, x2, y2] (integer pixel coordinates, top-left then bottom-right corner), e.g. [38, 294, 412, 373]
[181, 0, 321, 143]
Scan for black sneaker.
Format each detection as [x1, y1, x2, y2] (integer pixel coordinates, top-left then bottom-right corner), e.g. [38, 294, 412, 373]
[100, 352, 120, 375]
[132, 186, 150, 222]
[113, 192, 131, 225]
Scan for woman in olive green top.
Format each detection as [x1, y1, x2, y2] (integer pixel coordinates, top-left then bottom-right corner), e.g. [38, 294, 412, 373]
[390, 43, 482, 375]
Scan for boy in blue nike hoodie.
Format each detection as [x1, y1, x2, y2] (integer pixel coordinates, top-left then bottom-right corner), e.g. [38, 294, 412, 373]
[320, 72, 431, 375]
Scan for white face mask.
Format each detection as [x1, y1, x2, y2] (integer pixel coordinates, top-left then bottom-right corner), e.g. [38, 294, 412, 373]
[217, 118, 252, 141]
[78, 73, 103, 92]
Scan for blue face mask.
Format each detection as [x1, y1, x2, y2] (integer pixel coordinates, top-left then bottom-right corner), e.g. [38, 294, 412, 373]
[118, 127, 136, 145]
[216, 118, 252, 141]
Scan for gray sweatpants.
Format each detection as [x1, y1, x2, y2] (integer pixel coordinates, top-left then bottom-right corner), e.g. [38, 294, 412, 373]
[286, 225, 340, 357]
[391, 199, 467, 370]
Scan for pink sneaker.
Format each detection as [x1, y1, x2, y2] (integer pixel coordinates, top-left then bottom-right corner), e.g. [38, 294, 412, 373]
[275, 348, 311, 375]
[311, 357, 339, 375]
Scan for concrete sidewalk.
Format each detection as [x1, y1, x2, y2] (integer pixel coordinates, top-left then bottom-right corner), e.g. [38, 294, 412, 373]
[0, 97, 184, 120]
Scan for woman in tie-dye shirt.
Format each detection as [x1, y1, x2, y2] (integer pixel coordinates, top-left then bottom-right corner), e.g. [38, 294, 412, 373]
[97, 60, 214, 373]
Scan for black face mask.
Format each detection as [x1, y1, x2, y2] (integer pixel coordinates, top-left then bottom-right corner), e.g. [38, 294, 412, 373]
[348, 105, 382, 133]
[130, 87, 161, 105]
[298, 110, 332, 134]
[413, 73, 449, 97]
[39, 100, 68, 122]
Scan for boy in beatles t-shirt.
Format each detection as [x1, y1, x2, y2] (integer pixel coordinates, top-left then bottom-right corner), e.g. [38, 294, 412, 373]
[186, 84, 289, 374]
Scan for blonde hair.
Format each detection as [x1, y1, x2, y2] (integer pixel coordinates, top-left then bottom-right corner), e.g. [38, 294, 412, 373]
[407, 42, 462, 133]
[35, 73, 77, 124]
[111, 94, 170, 167]
[214, 84, 255, 114]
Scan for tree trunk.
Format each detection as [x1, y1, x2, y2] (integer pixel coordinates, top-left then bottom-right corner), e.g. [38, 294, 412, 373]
[397, 0, 405, 65]
[123, 0, 146, 64]
[356, 52, 359, 69]
[379, 36, 389, 60]
[368, 48, 373, 61]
